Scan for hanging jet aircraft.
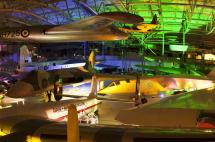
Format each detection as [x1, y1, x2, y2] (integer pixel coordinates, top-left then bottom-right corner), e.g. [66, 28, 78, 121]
[120, 14, 158, 34]
[0, 12, 143, 43]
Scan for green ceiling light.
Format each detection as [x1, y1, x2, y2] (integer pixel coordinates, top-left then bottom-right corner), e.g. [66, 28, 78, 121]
[169, 45, 188, 52]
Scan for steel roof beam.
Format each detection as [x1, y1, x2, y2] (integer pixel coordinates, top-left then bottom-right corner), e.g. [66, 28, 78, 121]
[162, 2, 214, 9]
[64, 0, 73, 20]
[0, 8, 55, 25]
[107, 0, 126, 12]
[109, 2, 215, 9]
[1, 0, 72, 21]
[74, 0, 97, 15]
[129, 10, 212, 16]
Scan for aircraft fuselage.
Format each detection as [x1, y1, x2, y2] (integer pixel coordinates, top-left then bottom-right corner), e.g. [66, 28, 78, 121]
[0, 25, 127, 43]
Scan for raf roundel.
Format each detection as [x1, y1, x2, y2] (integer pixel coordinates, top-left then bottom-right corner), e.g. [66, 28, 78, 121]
[21, 29, 30, 38]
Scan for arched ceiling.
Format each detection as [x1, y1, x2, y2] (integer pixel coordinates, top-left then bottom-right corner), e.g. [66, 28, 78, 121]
[0, 0, 214, 48]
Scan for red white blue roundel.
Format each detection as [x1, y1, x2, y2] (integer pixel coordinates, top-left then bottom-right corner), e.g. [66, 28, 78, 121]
[21, 29, 30, 38]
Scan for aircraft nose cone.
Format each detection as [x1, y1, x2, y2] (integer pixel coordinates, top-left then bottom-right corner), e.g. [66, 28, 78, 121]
[6, 81, 34, 98]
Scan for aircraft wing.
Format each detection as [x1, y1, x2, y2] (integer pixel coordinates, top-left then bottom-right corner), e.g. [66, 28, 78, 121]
[46, 12, 143, 34]
[62, 94, 87, 98]
[0, 131, 27, 142]
[115, 87, 215, 127]
[144, 87, 215, 110]
[116, 107, 200, 127]
[94, 73, 136, 81]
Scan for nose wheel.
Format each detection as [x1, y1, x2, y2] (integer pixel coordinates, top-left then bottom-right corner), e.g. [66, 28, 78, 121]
[44, 90, 62, 102]
[0, 84, 8, 107]
[44, 90, 53, 102]
[0, 84, 7, 98]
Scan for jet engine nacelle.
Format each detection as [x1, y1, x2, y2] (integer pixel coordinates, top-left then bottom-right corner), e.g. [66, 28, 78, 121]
[37, 70, 50, 89]
[54, 81, 63, 101]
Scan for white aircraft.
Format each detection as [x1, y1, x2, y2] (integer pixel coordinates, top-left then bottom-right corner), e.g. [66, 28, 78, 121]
[1, 95, 215, 142]
[5, 48, 97, 102]
[0, 74, 215, 141]
[16, 45, 86, 73]
[0, 12, 143, 43]
[0, 94, 102, 141]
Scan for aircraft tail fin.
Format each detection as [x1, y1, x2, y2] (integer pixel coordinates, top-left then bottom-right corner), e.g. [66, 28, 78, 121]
[18, 45, 32, 71]
[83, 49, 96, 73]
[68, 104, 80, 142]
[151, 14, 158, 24]
[207, 68, 215, 79]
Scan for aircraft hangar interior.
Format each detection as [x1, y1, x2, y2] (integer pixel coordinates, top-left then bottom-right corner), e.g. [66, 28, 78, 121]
[0, 0, 214, 141]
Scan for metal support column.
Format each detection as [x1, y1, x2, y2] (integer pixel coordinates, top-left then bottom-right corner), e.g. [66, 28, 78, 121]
[162, 33, 165, 56]
[141, 35, 144, 75]
[83, 42, 87, 59]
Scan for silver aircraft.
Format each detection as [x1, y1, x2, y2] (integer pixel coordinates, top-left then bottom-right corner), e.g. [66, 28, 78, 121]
[0, 12, 143, 42]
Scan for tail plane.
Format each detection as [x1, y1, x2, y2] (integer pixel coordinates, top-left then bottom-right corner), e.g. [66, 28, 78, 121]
[17, 45, 32, 72]
[83, 49, 96, 73]
[68, 104, 80, 142]
[151, 14, 158, 24]
[120, 14, 158, 34]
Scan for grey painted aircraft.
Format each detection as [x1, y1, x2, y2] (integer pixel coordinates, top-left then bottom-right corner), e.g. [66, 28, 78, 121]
[0, 12, 143, 43]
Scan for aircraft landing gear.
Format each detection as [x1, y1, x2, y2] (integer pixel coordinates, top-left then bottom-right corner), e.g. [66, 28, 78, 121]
[141, 98, 148, 104]
[47, 91, 52, 102]
[0, 84, 7, 108]
[44, 90, 62, 102]
[44, 90, 53, 102]
[54, 93, 62, 101]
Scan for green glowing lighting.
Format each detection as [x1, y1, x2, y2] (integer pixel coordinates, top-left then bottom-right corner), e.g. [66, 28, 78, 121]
[169, 45, 188, 52]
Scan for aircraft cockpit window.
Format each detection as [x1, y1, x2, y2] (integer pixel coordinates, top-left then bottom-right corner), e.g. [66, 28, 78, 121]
[115, 81, 120, 85]
[109, 82, 116, 87]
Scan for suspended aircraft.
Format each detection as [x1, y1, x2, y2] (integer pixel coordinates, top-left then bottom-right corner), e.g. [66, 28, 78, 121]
[0, 12, 143, 43]
[120, 14, 158, 34]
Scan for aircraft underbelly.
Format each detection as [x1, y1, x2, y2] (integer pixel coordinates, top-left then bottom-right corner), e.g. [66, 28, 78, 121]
[0, 33, 127, 43]
[98, 80, 166, 96]
[0, 27, 128, 42]
[33, 30, 127, 42]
